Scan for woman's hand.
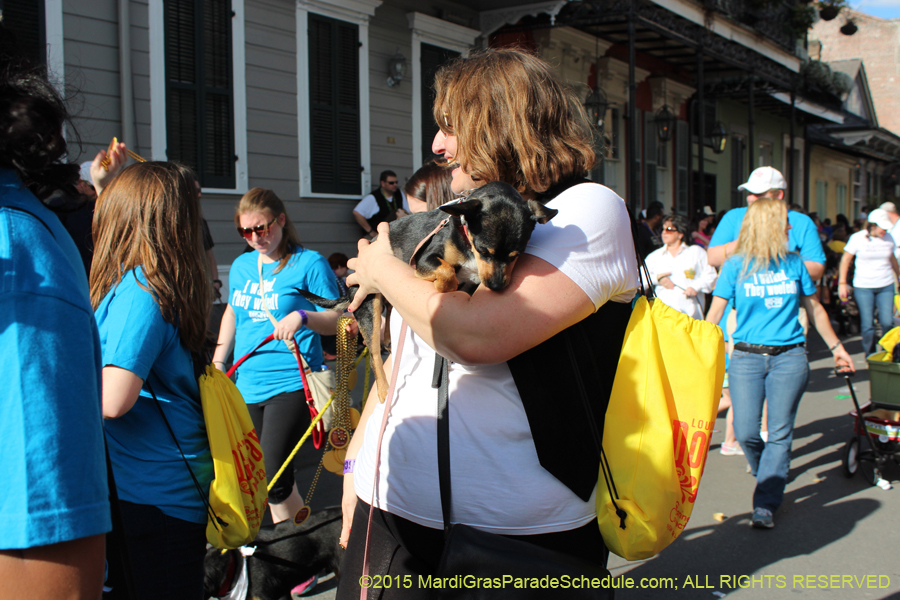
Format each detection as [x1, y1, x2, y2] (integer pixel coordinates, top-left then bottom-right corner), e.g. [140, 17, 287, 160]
[339, 472, 356, 549]
[658, 274, 675, 290]
[684, 287, 698, 298]
[838, 283, 850, 301]
[832, 344, 855, 372]
[90, 141, 128, 195]
[273, 310, 304, 341]
[346, 221, 396, 312]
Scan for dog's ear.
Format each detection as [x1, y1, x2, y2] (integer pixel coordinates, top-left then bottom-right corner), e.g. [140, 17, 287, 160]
[440, 199, 483, 219]
[527, 199, 558, 224]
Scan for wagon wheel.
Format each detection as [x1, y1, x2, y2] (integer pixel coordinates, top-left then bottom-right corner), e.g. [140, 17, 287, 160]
[842, 436, 859, 478]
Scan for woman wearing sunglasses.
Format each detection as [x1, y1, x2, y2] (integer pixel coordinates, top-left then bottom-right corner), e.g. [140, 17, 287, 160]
[91, 161, 213, 599]
[644, 214, 717, 320]
[213, 188, 339, 525]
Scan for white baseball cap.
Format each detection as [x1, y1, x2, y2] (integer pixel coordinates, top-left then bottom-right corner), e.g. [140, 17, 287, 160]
[867, 208, 893, 231]
[79, 161, 93, 184]
[737, 167, 787, 194]
[879, 201, 898, 214]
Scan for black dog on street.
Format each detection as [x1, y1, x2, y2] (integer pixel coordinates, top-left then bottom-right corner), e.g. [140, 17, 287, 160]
[298, 181, 558, 401]
[204, 506, 343, 600]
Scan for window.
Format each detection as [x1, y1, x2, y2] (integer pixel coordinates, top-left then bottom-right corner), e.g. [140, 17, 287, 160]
[308, 13, 360, 196]
[164, 0, 235, 189]
[730, 135, 746, 209]
[836, 183, 847, 218]
[643, 109, 657, 207]
[420, 44, 459, 165]
[758, 141, 773, 168]
[0, 0, 44, 66]
[816, 180, 828, 217]
[675, 120, 689, 215]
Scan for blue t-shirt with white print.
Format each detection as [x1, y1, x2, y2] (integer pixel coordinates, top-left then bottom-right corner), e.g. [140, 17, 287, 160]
[713, 253, 816, 347]
[228, 247, 339, 403]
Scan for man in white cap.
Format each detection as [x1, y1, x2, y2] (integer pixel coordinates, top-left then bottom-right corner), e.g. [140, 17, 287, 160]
[708, 166, 825, 280]
[878, 202, 900, 262]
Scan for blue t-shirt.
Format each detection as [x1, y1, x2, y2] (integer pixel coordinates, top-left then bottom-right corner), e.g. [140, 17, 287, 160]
[0, 169, 111, 549]
[713, 253, 816, 346]
[229, 248, 339, 403]
[709, 207, 826, 267]
[95, 267, 213, 523]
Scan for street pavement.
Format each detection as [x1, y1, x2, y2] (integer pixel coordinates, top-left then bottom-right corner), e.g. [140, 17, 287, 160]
[288, 332, 900, 599]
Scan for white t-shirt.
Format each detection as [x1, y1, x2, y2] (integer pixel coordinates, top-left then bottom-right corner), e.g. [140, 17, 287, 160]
[844, 230, 896, 289]
[888, 219, 900, 262]
[644, 243, 717, 320]
[353, 190, 409, 219]
[353, 182, 638, 535]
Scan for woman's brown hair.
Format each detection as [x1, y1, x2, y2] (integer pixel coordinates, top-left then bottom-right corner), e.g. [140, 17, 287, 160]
[404, 160, 454, 211]
[90, 162, 212, 354]
[432, 48, 595, 196]
[235, 187, 302, 273]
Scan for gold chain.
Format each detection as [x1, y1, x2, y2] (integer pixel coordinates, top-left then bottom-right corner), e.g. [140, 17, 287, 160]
[303, 316, 357, 507]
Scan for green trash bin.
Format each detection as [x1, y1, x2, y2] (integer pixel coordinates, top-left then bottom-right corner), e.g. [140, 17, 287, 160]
[867, 352, 900, 409]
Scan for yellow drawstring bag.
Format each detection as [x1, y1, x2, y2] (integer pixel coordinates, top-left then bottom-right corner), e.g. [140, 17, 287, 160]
[877, 326, 900, 361]
[199, 365, 268, 549]
[597, 296, 725, 560]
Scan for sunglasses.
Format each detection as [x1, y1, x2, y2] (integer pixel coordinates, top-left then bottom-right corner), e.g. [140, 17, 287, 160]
[385, 180, 398, 185]
[237, 217, 277, 240]
[663, 226, 679, 232]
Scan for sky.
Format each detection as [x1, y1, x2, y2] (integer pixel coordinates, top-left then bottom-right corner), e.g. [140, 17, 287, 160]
[851, 0, 900, 20]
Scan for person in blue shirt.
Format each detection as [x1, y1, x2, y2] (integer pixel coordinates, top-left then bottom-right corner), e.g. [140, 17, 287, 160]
[706, 199, 853, 530]
[213, 188, 341, 524]
[708, 167, 826, 282]
[90, 161, 214, 600]
[0, 39, 110, 598]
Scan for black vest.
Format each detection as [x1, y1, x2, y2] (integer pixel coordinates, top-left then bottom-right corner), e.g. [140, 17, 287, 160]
[507, 300, 632, 501]
[506, 176, 634, 501]
[366, 187, 404, 230]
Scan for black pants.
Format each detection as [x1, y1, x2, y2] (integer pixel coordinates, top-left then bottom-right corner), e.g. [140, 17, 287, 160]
[246, 389, 310, 503]
[115, 501, 206, 600]
[336, 500, 609, 600]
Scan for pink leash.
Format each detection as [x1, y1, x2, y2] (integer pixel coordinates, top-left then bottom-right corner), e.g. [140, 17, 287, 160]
[228, 333, 326, 449]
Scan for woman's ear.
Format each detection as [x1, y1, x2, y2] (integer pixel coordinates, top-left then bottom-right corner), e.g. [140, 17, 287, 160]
[278, 213, 287, 226]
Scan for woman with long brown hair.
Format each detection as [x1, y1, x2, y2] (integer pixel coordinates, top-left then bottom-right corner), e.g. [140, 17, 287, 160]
[337, 49, 638, 597]
[706, 199, 853, 529]
[91, 161, 213, 599]
[213, 188, 340, 525]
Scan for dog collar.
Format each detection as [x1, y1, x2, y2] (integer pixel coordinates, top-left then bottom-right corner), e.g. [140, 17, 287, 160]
[456, 220, 471, 247]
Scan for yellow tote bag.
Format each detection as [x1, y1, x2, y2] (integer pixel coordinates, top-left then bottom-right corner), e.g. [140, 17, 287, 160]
[199, 365, 268, 549]
[597, 296, 725, 560]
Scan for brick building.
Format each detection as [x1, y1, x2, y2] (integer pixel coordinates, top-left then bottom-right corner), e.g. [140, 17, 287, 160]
[810, 10, 900, 137]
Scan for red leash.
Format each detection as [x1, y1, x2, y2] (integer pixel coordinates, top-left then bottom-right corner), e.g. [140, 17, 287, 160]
[228, 333, 326, 449]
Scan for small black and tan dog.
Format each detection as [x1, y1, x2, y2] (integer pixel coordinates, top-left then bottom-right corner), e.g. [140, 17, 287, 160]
[204, 506, 343, 600]
[299, 181, 557, 401]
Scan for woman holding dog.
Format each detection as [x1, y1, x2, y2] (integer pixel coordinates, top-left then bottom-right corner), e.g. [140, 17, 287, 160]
[90, 161, 214, 599]
[212, 188, 340, 524]
[336, 49, 638, 598]
[705, 199, 853, 529]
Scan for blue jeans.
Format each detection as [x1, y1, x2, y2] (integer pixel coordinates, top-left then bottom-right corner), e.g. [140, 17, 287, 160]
[728, 346, 809, 513]
[854, 284, 895, 356]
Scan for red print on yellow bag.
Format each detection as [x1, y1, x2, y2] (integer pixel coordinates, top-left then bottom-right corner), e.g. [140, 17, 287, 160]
[598, 296, 724, 561]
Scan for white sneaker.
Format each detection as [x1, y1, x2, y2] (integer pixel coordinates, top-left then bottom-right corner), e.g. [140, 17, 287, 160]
[760, 431, 769, 443]
[720, 442, 744, 456]
[751, 507, 774, 529]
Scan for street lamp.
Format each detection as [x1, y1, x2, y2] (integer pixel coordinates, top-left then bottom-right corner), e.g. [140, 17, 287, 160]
[386, 51, 407, 87]
[710, 121, 727, 154]
[655, 105, 675, 143]
[584, 86, 610, 132]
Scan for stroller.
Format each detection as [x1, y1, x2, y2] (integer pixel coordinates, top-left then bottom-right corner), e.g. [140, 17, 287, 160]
[824, 263, 860, 336]
[838, 352, 900, 489]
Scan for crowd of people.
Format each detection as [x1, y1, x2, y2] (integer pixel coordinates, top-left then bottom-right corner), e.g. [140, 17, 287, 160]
[2, 17, 893, 600]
